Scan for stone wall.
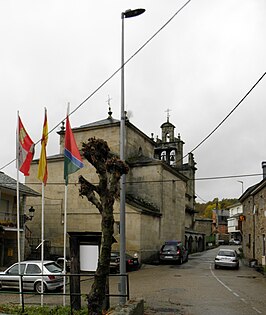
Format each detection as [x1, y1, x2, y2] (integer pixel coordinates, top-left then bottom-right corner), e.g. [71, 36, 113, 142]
[242, 191, 266, 264]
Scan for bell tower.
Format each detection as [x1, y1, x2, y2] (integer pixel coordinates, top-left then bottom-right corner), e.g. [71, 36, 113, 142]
[154, 112, 184, 167]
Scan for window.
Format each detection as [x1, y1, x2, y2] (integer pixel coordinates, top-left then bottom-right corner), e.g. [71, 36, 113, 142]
[8, 263, 26, 275]
[161, 151, 166, 161]
[26, 264, 41, 274]
[0, 199, 10, 221]
[248, 234, 251, 248]
[45, 262, 62, 273]
[162, 245, 176, 251]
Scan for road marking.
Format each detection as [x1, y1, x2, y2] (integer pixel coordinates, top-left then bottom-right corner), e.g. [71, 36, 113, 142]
[210, 264, 262, 314]
[252, 307, 262, 314]
[210, 267, 232, 291]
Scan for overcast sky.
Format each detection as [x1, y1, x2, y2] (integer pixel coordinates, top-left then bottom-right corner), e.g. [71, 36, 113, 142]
[0, 0, 266, 203]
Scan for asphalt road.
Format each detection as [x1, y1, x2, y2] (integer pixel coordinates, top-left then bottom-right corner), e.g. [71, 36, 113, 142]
[0, 246, 265, 315]
[126, 246, 266, 315]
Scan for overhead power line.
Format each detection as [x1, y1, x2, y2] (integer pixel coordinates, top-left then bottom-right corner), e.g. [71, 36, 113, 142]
[3, 171, 261, 186]
[185, 72, 266, 157]
[0, 0, 192, 173]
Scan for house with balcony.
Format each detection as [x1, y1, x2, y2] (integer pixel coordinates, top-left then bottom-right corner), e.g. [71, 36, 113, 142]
[0, 171, 40, 267]
[227, 202, 243, 242]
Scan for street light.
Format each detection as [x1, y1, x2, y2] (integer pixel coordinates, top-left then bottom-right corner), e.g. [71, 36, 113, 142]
[237, 180, 244, 195]
[120, 8, 145, 305]
[24, 206, 35, 222]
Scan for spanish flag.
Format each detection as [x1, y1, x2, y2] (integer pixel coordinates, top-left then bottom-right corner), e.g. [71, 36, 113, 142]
[38, 108, 48, 185]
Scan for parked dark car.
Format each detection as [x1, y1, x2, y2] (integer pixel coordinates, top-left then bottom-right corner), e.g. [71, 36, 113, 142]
[110, 252, 140, 273]
[56, 257, 71, 272]
[159, 240, 188, 264]
[0, 260, 64, 293]
[214, 248, 239, 269]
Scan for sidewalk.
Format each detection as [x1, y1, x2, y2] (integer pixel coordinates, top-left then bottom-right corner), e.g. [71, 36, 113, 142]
[241, 257, 266, 277]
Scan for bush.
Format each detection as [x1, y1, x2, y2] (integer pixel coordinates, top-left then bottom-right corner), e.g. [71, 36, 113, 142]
[0, 304, 88, 315]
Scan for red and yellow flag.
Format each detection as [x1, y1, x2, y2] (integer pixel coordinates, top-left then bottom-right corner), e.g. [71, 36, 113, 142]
[37, 108, 48, 185]
[17, 115, 35, 176]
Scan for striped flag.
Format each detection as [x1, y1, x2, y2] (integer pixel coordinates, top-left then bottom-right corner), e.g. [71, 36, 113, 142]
[38, 108, 48, 185]
[17, 115, 35, 176]
[64, 115, 83, 184]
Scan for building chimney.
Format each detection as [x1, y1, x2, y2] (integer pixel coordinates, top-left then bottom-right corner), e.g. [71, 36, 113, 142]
[262, 161, 266, 179]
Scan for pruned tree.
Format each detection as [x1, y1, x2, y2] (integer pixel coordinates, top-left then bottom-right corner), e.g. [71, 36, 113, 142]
[78, 137, 129, 315]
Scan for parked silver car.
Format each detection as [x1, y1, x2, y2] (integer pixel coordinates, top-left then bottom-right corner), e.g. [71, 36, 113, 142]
[229, 238, 241, 245]
[214, 249, 239, 270]
[0, 260, 64, 293]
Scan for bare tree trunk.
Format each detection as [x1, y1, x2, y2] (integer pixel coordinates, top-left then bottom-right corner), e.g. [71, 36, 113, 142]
[86, 195, 114, 314]
[78, 138, 129, 315]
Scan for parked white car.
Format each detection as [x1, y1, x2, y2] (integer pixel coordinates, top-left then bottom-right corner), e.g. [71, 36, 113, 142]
[214, 249, 239, 270]
[229, 238, 241, 245]
[0, 260, 64, 293]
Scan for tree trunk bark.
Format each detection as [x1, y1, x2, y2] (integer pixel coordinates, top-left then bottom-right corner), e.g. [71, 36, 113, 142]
[79, 138, 129, 314]
[87, 195, 114, 315]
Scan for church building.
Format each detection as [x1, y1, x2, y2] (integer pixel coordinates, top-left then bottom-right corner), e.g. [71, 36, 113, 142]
[25, 108, 203, 262]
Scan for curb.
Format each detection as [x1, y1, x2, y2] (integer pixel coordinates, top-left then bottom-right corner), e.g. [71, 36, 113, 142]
[107, 299, 144, 315]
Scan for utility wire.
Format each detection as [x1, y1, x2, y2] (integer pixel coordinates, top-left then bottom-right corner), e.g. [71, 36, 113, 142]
[195, 193, 208, 203]
[5, 172, 261, 186]
[0, 0, 192, 173]
[2, 71, 266, 174]
[184, 72, 266, 158]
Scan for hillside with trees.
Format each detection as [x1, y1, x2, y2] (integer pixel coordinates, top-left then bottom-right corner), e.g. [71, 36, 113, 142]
[195, 198, 239, 218]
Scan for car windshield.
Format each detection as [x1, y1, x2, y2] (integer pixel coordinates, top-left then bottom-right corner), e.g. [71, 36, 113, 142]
[111, 252, 119, 257]
[44, 262, 62, 273]
[218, 251, 235, 257]
[162, 245, 177, 251]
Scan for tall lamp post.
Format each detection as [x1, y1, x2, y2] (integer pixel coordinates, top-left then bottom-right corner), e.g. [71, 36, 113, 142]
[120, 8, 145, 304]
[237, 180, 244, 195]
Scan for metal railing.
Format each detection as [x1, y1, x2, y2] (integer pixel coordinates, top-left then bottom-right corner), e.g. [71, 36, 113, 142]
[0, 272, 129, 313]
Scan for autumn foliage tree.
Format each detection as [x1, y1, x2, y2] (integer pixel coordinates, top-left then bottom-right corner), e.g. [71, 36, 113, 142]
[195, 198, 239, 218]
[78, 137, 128, 315]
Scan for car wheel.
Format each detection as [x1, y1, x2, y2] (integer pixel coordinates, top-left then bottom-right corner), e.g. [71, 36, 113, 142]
[178, 257, 183, 265]
[235, 264, 239, 270]
[214, 264, 218, 269]
[34, 281, 47, 294]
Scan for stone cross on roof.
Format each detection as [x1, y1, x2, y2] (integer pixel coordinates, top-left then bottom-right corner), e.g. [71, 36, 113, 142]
[106, 95, 113, 118]
[165, 108, 171, 122]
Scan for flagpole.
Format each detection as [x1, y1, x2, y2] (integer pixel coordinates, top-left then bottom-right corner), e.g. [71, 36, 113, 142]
[16, 112, 22, 305]
[36, 107, 48, 306]
[63, 183, 68, 306]
[16, 111, 35, 305]
[63, 104, 84, 305]
[63, 103, 70, 306]
[40, 183, 44, 306]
